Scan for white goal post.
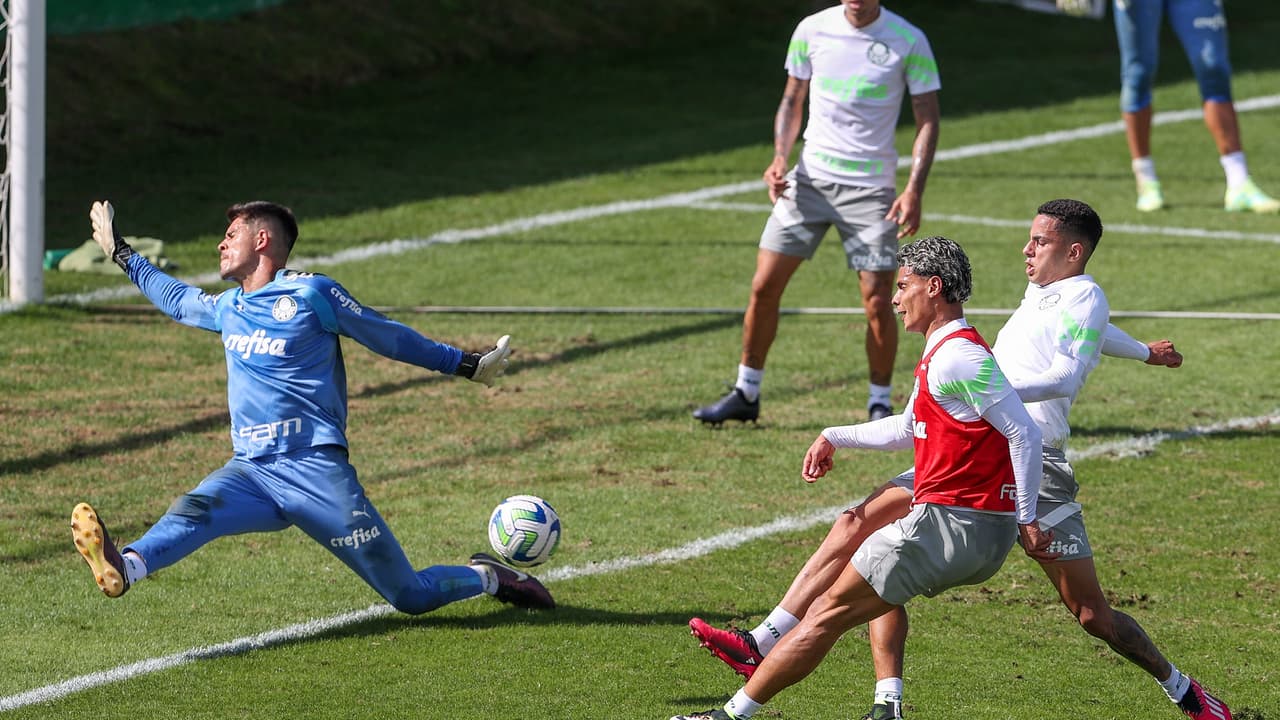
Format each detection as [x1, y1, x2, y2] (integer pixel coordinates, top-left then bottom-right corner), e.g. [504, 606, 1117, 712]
[2, 0, 45, 306]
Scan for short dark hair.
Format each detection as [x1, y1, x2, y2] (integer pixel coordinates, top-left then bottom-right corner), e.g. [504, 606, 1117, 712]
[226, 201, 298, 252]
[896, 235, 972, 304]
[1036, 198, 1102, 253]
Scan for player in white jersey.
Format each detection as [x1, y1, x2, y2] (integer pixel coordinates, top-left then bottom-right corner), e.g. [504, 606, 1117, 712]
[689, 200, 1232, 720]
[693, 0, 940, 426]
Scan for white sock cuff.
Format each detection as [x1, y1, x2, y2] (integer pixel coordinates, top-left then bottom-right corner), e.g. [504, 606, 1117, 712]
[1159, 665, 1189, 702]
[875, 677, 904, 703]
[122, 551, 148, 585]
[725, 689, 762, 719]
[868, 382, 892, 408]
[736, 364, 764, 401]
[471, 564, 498, 595]
[751, 606, 799, 656]
[1132, 156, 1158, 182]
[1219, 151, 1249, 187]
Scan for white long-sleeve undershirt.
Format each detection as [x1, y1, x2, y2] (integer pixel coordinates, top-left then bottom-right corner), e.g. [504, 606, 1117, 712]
[823, 320, 1041, 523]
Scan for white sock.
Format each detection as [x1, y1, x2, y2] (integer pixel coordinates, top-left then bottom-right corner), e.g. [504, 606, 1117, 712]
[1132, 156, 1159, 184]
[471, 564, 498, 595]
[1159, 665, 1190, 703]
[122, 551, 148, 585]
[750, 607, 799, 656]
[875, 677, 904, 706]
[735, 364, 764, 402]
[868, 382, 892, 410]
[725, 689, 762, 719]
[1220, 151, 1249, 188]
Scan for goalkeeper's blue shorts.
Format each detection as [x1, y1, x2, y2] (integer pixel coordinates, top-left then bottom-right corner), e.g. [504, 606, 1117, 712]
[1114, 0, 1232, 113]
[124, 445, 484, 614]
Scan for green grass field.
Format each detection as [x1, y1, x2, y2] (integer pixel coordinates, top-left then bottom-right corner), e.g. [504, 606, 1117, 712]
[2, 1, 1279, 718]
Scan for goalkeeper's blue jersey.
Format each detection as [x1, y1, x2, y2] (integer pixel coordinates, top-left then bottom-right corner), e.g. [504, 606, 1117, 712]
[125, 255, 463, 459]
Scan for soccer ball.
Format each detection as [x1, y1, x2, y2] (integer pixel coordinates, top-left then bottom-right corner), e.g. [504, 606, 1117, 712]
[487, 495, 561, 567]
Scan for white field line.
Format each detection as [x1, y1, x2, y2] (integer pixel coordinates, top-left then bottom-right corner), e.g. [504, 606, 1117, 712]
[5, 94, 1278, 316]
[689, 202, 1280, 246]
[360, 305, 1280, 321]
[3, 409, 1275, 712]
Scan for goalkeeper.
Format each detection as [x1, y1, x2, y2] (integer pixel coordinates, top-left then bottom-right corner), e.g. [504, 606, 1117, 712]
[71, 200, 554, 613]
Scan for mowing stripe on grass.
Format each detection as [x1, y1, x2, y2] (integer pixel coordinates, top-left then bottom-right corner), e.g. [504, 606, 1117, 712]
[4, 410, 1274, 713]
[6, 94, 1277, 316]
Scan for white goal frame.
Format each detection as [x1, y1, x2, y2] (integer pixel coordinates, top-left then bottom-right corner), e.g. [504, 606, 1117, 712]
[1, 0, 45, 306]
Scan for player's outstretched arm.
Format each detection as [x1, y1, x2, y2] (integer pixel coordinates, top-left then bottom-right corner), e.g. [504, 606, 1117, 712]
[89, 201, 135, 271]
[1101, 324, 1182, 368]
[454, 335, 511, 386]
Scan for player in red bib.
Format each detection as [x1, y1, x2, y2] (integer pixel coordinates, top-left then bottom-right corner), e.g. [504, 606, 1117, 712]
[670, 236, 1052, 720]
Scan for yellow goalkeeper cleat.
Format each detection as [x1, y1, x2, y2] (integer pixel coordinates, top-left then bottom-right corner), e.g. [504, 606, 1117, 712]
[1224, 178, 1280, 214]
[71, 503, 130, 598]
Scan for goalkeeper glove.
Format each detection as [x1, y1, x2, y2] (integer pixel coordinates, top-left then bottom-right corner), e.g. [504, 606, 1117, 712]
[455, 334, 511, 386]
[90, 200, 135, 271]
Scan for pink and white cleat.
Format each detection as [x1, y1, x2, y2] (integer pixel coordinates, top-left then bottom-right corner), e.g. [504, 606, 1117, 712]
[688, 617, 763, 679]
[1177, 678, 1232, 720]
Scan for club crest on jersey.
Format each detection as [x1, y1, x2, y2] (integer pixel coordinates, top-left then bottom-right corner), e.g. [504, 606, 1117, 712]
[1038, 292, 1062, 310]
[272, 296, 298, 321]
[867, 41, 891, 65]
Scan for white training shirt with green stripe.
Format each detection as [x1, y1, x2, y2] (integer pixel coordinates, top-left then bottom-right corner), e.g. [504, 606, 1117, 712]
[993, 275, 1110, 450]
[785, 5, 940, 189]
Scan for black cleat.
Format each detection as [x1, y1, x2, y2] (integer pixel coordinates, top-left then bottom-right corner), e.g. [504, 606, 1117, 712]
[469, 553, 555, 609]
[693, 388, 759, 425]
[669, 710, 738, 720]
[868, 403, 894, 421]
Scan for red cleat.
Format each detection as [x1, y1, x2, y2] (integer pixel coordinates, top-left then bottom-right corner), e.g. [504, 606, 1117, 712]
[688, 617, 763, 679]
[1177, 678, 1232, 720]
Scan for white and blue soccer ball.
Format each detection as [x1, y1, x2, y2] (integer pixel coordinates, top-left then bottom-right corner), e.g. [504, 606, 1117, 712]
[487, 494, 561, 567]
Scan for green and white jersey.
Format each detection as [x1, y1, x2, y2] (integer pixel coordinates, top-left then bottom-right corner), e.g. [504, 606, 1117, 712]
[993, 275, 1109, 449]
[785, 5, 940, 188]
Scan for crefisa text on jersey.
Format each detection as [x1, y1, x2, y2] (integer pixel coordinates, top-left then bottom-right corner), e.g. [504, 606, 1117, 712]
[224, 329, 287, 359]
[330, 525, 382, 550]
[330, 286, 363, 315]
